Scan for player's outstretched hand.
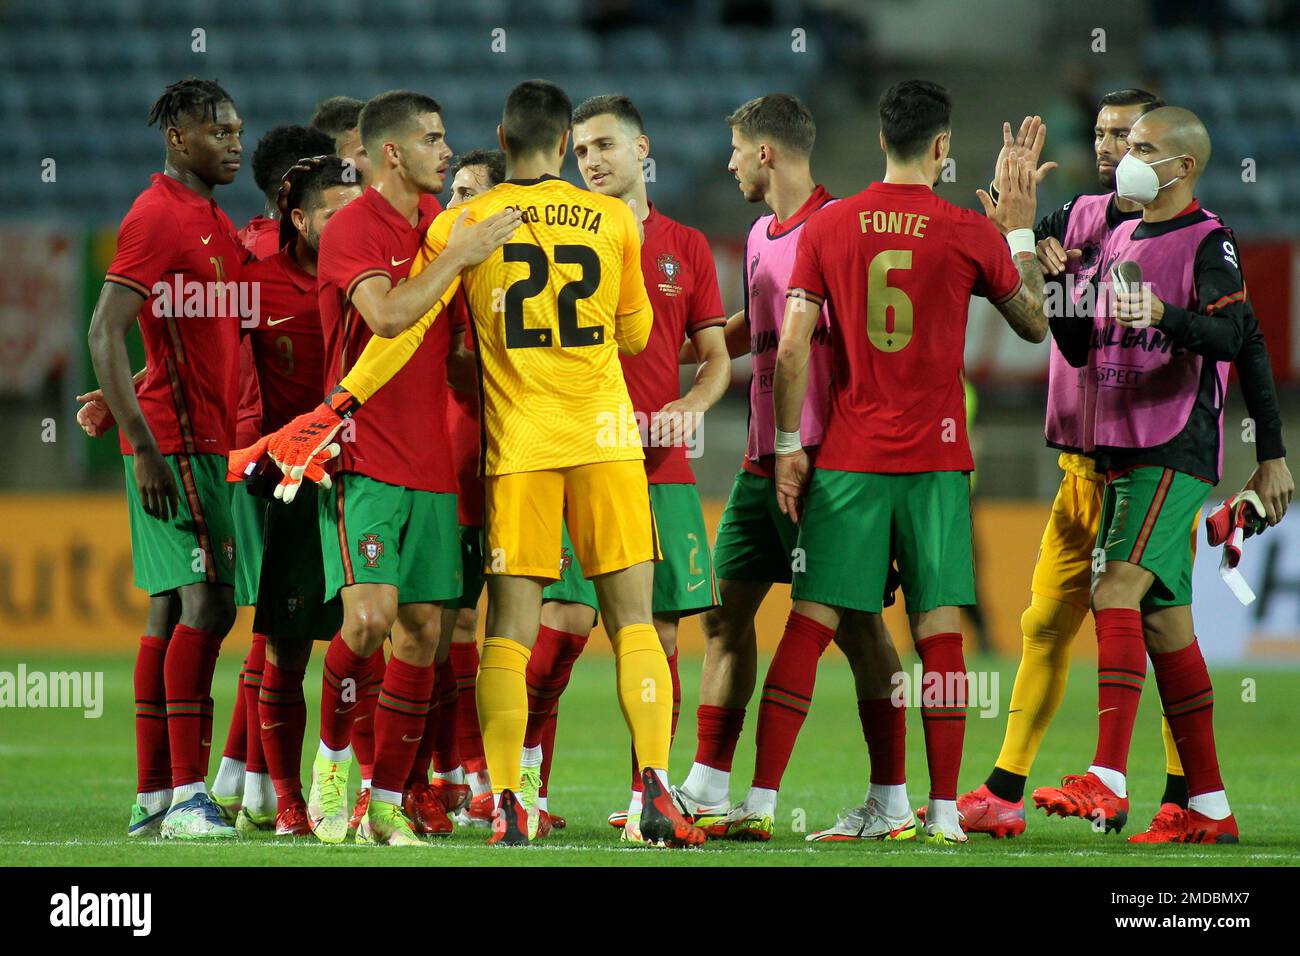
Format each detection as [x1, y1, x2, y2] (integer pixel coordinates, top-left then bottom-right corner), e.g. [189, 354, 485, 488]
[775, 449, 811, 524]
[272, 445, 337, 503]
[1036, 237, 1083, 276]
[1243, 457, 1293, 526]
[444, 207, 524, 267]
[74, 386, 116, 438]
[134, 446, 180, 521]
[979, 149, 1037, 235]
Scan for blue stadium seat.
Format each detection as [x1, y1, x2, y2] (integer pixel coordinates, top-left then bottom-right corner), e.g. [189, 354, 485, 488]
[601, 29, 675, 72]
[1221, 31, 1290, 74]
[1143, 28, 1214, 71]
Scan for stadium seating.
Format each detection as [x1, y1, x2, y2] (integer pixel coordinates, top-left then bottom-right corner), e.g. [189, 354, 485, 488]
[0, 1, 813, 224]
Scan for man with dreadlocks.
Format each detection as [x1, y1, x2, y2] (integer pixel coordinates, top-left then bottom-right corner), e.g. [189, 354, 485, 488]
[88, 77, 247, 840]
[220, 157, 365, 837]
[209, 123, 338, 832]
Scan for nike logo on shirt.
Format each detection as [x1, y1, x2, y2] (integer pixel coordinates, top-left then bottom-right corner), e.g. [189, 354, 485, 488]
[266, 315, 294, 327]
[390, 256, 411, 267]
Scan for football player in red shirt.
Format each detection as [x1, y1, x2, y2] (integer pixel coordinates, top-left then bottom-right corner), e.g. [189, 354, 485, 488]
[210, 122, 338, 826]
[221, 157, 364, 837]
[88, 78, 247, 840]
[773, 80, 1047, 843]
[288, 91, 518, 846]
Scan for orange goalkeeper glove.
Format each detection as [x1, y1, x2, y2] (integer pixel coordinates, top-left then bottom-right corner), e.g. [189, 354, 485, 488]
[228, 387, 358, 504]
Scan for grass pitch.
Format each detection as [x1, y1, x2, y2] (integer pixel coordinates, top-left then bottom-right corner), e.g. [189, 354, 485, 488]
[1, 650, 1296, 866]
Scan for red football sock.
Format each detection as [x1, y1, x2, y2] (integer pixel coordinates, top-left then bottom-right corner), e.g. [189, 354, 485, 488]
[372, 656, 436, 798]
[693, 704, 745, 772]
[134, 634, 171, 793]
[523, 624, 588, 748]
[859, 697, 907, 786]
[406, 685, 439, 789]
[450, 642, 485, 774]
[751, 612, 835, 791]
[1092, 607, 1147, 775]
[319, 634, 369, 753]
[220, 658, 248, 762]
[539, 702, 559, 797]
[916, 632, 967, 800]
[242, 634, 267, 774]
[164, 624, 225, 788]
[1151, 639, 1222, 797]
[259, 660, 307, 810]
[353, 649, 385, 782]
[630, 648, 681, 792]
[198, 639, 222, 779]
[432, 657, 460, 775]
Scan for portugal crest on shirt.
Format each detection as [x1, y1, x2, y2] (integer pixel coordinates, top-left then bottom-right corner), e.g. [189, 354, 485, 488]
[221, 536, 235, 568]
[559, 547, 573, 575]
[358, 533, 384, 569]
[657, 253, 683, 297]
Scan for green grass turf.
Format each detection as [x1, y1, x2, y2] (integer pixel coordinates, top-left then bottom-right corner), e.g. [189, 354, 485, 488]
[1, 650, 1296, 866]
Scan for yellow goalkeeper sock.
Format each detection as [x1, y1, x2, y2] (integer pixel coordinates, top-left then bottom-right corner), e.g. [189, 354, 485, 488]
[994, 593, 1087, 777]
[477, 637, 531, 795]
[611, 623, 672, 773]
[1160, 714, 1184, 777]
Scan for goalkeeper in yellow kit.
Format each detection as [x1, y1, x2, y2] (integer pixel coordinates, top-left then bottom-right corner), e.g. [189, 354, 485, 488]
[262, 80, 706, 847]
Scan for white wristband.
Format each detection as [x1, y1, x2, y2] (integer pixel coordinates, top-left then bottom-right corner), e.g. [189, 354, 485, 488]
[1006, 228, 1035, 257]
[774, 428, 802, 455]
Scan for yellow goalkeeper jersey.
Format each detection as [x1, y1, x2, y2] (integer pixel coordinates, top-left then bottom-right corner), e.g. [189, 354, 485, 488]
[339, 174, 654, 476]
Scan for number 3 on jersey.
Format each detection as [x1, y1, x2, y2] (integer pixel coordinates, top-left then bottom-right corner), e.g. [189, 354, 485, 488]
[867, 249, 913, 352]
[503, 243, 604, 349]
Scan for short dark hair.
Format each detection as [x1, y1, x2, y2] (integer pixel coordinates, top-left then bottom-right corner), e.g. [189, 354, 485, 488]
[148, 77, 234, 129]
[251, 124, 335, 200]
[502, 80, 573, 157]
[1097, 88, 1165, 113]
[277, 156, 356, 249]
[878, 80, 952, 160]
[358, 90, 442, 153]
[572, 94, 645, 135]
[726, 94, 816, 155]
[452, 148, 507, 186]
[310, 96, 364, 138]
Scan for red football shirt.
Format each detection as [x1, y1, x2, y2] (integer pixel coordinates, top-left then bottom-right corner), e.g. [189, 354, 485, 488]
[317, 187, 454, 493]
[233, 215, 280, 444]
[105, 172, 244, 457]
[238, 215, 281, 261]
[243, 248, 326, 432]
[235, 339, 263, 447]
[787, 182, 1020, 473]
[444, 292, 484, 526]
[620, 203, 725, 484]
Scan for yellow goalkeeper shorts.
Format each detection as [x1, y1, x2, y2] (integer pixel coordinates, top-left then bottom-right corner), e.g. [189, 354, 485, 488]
[485, 459, 660, 580]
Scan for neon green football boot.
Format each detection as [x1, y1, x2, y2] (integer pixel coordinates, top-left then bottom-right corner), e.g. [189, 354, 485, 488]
[519, 765, 542, 839]
[306, 751, 353, 844]
[357, 798, 424, 846]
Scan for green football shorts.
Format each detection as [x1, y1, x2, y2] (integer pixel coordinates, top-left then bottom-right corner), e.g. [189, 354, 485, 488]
[123, 453, 237, 595]
[711, 469, 800, 584]
[542, 520, 599, 611]
[319, 472, 461, 604]
[229, 482, 267, 608]
[791, 469, 974, 614]
[1096, 466, 1205, 608]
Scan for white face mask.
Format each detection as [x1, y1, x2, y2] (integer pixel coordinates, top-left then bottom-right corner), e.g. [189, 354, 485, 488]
[1115, 151, 1189, 204]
